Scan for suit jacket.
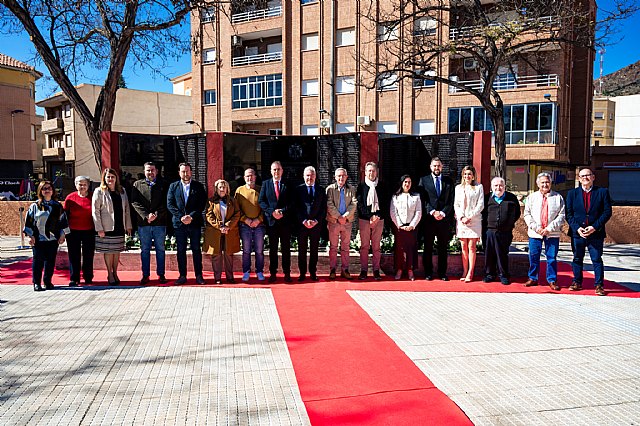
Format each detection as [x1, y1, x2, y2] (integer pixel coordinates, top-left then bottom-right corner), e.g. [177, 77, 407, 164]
[294, 184, 327, 229]
[565, 185, 612, 239]
[131, 178, 168, 227]
[418, 173, 455, 224]
[326, 183, 357, 223]
[258, 178, 293, 227]
[166, 179, 207, 228]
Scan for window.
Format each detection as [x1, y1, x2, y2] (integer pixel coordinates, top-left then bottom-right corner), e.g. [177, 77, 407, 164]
[413, 120, 435, 135]
[594, 111, 604, 119]
[64, 104, 71, 118]
[378, 22, 399, 41]
[414, 70, 436, 88]
[593, 130, 603, 137]
[301, 33, 319, 50]
[31, 124, 36, 141]
[203, 48, 216, 64]
[201, 7, 216, 23]
[64, 134, 72, 148]
[609, 113, 614, 120]
[336, 76, 355, 93]
[336, 123, 355, 133]
[246, 130, 260, 134]
[494, 65, 517, 90]
[414, 17, 437, 36]
[301, 0, 318, 4]
[377, 72, 398, 91]
[336, 28, 356, 46]
[301, 79, 319, 96]
[269, 129, 283, 135]
[302, 125, 320, 135]
[204, 89, 217, 105]
[377, 121, 398, 133]
[232, 73, 283, 109]
[267, 43, 282, 54]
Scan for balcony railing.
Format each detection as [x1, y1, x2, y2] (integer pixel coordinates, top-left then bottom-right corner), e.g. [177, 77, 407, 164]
[41, 118, 64, 135]
[450, 15, 557, 40]
[231, 5, 282, 24]
[42, 147, 65, 158]
[449, 74, 559, 93]
[232, 51, 283, 67]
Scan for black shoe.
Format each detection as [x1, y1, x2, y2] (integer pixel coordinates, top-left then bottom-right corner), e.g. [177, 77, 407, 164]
[298, 275, 306, 282]
[310, 274, 319, 281]
[373, 270, 382, 281]
[84, 278, 93, 284]
[158, 275, 167, 284]
[68, 281, 79, 287]
[439, 276, 449, 282]
[425, 275, 433, 281]
[34, 283, 44, 292]
[483, 275, 494, 283]
[269, 274, 277, 283]
[140, 276, 150, 285]
[227, 278, 236, 284]
[175, 276, 187, 285]
[45, 283, 54, 290]
[215, 279, 222, 284]
[284, 275, 292, 283]
[500, 277, 511, 285]
[358, 271, 367, 280]
[195, 275, 205, 285]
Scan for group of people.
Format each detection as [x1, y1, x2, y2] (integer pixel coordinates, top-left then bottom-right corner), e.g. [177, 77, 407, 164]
[23, 158, 612, 295]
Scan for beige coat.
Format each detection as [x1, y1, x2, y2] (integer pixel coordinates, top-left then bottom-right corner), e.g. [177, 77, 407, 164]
[326, 183, 357, 223]
[524, 190, 566, 239]
[203, 197, 241, 255]
[92, 187, 132, 233]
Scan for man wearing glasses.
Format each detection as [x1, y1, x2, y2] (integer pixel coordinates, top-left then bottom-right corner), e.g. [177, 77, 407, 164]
[566, 167, 612, 296]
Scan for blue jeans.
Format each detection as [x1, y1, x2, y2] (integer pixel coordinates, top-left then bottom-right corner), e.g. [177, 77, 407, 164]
[572, 237, 605, 286]
[528, 237, 559, 283]
[239, 223, 265, 273]
[174, 225, 203, 277]
[138, 225, 166, 277]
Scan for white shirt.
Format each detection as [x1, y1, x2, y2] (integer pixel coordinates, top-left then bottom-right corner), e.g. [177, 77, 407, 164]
[181, 180, 191, 204]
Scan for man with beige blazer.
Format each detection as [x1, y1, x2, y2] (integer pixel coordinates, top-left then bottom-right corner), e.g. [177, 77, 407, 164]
[523, 172, 566, 290]
[326, 168, 357, 279]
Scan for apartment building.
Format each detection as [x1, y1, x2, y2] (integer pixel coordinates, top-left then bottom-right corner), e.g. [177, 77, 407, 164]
[37, 84, 193, 189]
[591, 96, 616, 147]
[0, 53, 42, 180]
[190, 0, 594, 194]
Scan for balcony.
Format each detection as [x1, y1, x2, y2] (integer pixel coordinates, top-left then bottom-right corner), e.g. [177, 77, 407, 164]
[449, 74, 559, 93]
[232, 51, 283, 67]
[450, 15, 557, 40]
[231, 5, 282, 24]
[42, 147, 65, 158]
[41, 118, 64, 135]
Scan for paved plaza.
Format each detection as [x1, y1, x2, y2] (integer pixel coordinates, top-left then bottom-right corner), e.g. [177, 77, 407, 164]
[1, 236, 639, 425]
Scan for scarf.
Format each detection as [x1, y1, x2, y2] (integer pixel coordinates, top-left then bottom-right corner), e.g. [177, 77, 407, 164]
[365, 177, 379, 213]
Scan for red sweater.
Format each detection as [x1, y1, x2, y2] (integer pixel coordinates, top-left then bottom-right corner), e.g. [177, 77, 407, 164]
[64, 192, 94, 231]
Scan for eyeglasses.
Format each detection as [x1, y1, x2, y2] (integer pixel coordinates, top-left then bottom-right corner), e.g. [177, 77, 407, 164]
[42, 187, 53, 191]
[579, 174, 593, 178]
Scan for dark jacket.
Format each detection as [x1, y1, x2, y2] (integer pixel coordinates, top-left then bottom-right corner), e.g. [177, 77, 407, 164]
[258, 179, 293, 227]
[23, 200, 69, 241]
[131, 178, 168, 227]
[166, 179, 207, 228]
[356, 181, 388, 221]
[483, 191, 521, 232]
[418, 173, 455, 224]
[565, 185, 612, 239]
[294, 183, 327, 226]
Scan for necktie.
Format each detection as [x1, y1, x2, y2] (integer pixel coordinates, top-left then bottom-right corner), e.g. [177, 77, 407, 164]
[275, 180, 280, 200]
[435, 176, 441, 197]
[308, 186, 313, 201]
[540, 195, 549, 229]
[338, 187, 346, 215]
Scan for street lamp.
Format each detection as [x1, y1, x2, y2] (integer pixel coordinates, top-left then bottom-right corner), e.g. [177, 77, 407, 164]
[11, 109, 25, 160]
[186, 120, 203, 133]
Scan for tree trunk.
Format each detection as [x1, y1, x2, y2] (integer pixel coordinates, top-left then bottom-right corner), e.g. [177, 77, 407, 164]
[492, 113, 507, 180]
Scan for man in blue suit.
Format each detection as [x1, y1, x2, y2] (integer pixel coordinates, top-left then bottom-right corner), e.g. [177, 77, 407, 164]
[565, 167, 612, 296]
[259, 161, 293, 283]
[167, 163, 208, 285]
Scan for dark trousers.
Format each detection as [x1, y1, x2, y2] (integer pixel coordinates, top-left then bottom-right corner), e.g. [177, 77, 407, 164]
[66, 229, 95, 282]
[423, 220, 451, 276]
[485, 229, 513, 278]
[298, 225, 321, 276]
[572, 236, 605, 286]
[32, 240, 59, 285]
[175, 225, 203, 277]
[267, 223, 291, 275]
[395, 228, 419, 272]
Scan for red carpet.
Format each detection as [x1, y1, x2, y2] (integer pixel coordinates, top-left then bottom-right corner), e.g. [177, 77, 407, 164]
[272, 288, 472, 425]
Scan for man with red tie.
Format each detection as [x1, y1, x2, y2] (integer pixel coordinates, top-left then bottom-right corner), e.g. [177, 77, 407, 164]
[259, 161, 293, 283]
[566, 167, 612, 296]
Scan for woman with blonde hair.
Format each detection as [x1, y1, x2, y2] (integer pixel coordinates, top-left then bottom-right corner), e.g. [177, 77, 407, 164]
[92, 168, 132, 285]
[453, 165, 484, 282]
[203, 179, 241, 284]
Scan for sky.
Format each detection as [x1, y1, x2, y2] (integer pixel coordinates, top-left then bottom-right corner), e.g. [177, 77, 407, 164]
[1, 0, 639, 105]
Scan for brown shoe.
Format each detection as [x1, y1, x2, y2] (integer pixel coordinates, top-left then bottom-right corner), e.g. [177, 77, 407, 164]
[595, 285, 606, 296]
[329, 269, 336, 280]
[569, 281, 582, 291]
[524, 279, 538, 287]
[341, 269, 352, 280]
[548, 281, 560, 291]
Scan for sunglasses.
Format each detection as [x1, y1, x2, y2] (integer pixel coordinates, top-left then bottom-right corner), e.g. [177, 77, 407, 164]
[42, 186, 53, 191]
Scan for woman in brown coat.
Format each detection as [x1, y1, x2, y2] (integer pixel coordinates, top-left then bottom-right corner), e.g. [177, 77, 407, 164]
[203, 179, 240, 284]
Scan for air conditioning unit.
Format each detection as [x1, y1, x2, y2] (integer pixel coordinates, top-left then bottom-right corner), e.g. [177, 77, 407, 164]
[463, 58, 478, 70]
[320, 118, 332, 129]
[231, 35, 243, 47]
[356, 115, 371, 126]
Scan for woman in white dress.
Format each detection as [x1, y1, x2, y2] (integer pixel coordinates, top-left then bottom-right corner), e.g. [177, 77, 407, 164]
[453, 166, 484, 282]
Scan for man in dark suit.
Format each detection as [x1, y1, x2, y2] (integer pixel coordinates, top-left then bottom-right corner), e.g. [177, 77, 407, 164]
[167, 162, 207, 285]
[566, 167, 612, 296]
[259, 161, 293, 283]
[418, 157, 455, 280]
[294, 166, 327, 282]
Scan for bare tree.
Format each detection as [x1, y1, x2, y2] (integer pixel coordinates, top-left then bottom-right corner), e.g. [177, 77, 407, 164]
[362, 0, 638, 178]
[0, 0, 217, 169]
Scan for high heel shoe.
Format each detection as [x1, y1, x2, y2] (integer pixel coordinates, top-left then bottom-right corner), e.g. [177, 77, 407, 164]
[464, 276, 473, 283]
[408, 271, 415, 281]
[394, 271, 402, 280]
